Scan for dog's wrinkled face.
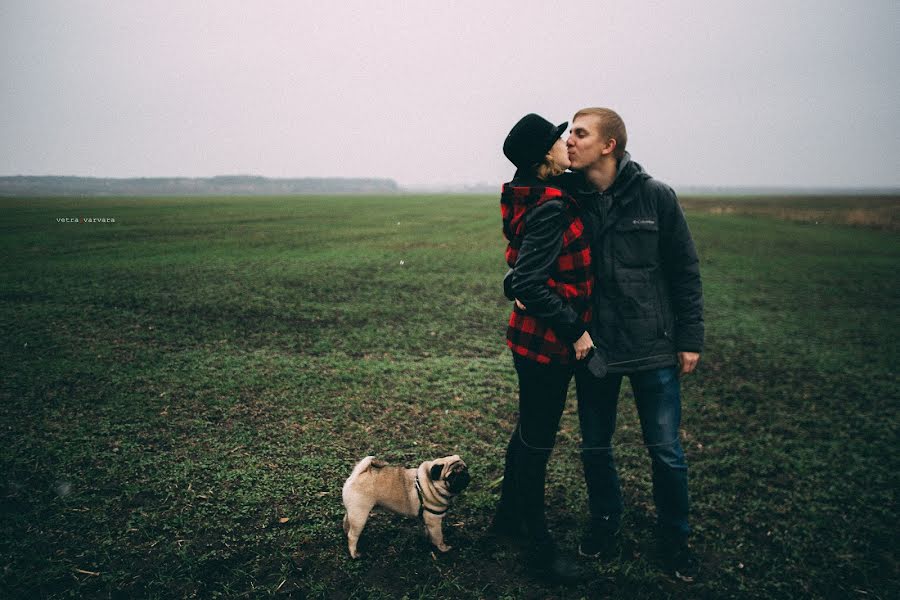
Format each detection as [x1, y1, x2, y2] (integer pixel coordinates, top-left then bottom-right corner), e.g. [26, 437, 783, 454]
[429, 456, 470, 494]
[446, 462, 470, 493]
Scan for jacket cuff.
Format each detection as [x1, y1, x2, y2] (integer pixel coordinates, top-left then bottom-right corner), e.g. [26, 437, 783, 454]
[675, 323, 704, 353]
[503, 268, 515, 300]
[555, 315, 587, 345]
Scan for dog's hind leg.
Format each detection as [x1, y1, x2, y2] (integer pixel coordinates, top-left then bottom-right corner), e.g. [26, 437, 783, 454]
[344, 505, 372, 559]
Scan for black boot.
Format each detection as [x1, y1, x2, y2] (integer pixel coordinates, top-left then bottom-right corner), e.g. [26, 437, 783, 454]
[490, 429, 527, 543]
[659, 532, 698, 583]
[517, 448, 584, 584]
[579, 515, 619, 559]
[489, 499, 526, 543]
[526, 530, 585, 585]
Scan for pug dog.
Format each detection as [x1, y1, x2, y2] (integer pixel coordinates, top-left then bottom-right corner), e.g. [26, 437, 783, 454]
[341, 455, 470, 559]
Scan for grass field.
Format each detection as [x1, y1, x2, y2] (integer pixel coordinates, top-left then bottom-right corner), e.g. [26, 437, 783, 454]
[1, 194, 898, 599]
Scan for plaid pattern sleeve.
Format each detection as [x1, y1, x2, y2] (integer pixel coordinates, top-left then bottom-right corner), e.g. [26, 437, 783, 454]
[501, 184, 563, 267]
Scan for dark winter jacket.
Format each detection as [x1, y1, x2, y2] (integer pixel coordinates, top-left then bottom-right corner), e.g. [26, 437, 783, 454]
[506, 153, 704, 373]
[501, 174, 593, 365]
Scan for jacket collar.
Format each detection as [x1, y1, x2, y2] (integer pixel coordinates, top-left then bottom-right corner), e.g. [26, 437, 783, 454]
[552, 153, 650, 208]
[607, 152, 647, 198]
[507, 168, 549, 188]
[561, 152, 648, 205]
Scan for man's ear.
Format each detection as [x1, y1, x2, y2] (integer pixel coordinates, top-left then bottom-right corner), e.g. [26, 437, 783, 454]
[602, 137, 617, 157]
[430, 464, 444, 481]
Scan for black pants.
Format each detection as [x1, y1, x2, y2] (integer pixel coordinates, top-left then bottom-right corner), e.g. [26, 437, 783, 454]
[497, 354, 574, 539]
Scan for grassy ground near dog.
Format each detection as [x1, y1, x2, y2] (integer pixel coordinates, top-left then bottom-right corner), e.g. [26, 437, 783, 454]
[2, 194, 898, 599]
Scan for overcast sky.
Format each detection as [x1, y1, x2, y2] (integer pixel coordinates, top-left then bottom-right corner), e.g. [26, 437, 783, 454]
[1, 1, 898, 188]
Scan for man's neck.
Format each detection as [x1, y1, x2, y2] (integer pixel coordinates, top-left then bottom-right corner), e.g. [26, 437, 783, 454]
[583, 158, 618, 192]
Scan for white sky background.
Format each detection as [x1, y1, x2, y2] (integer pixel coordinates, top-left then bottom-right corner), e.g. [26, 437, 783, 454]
[1, 1, 898, 188]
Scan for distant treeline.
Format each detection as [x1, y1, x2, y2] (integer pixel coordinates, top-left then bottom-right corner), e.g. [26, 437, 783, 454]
[0, 175, 400, 197]
[2, 176, 896, 198]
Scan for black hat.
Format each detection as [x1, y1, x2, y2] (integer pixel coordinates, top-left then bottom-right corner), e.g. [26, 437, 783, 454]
[503, 113, 568, 170]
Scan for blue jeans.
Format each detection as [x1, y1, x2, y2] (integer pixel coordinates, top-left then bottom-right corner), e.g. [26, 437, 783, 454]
[575, 366, 690, 538]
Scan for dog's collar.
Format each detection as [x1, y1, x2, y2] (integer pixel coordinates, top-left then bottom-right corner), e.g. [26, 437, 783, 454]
[415, 473, 448, 519]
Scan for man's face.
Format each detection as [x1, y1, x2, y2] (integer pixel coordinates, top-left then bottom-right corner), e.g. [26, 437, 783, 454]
[566, 115, 609, 171]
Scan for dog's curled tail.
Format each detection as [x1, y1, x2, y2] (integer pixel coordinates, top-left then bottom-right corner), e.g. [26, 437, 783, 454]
[343, 456, 386, 507]
[349, 456, 388, 479]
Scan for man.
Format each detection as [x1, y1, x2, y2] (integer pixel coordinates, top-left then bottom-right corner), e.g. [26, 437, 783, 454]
[565, 107, 703, 582]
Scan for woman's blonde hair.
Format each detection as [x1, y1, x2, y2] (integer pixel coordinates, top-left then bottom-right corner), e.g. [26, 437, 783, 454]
[535, 153, 566, 180]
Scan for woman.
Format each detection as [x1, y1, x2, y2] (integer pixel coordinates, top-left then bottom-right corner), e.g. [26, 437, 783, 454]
[494, 113, 595, 583]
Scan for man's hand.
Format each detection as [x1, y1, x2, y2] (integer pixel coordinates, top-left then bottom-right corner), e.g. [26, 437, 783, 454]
[515, 299, 526, 311]
[573, 331, 594, 361]
[678, 352, 700, 376]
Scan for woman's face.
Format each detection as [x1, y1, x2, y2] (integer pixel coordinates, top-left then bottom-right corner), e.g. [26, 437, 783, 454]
[548, 138, 571, 169]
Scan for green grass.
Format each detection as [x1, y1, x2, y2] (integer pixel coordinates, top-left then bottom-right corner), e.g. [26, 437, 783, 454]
[1, 195, 898, 599]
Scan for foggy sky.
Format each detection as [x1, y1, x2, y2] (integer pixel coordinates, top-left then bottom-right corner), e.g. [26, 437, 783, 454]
[1, 1, 898, 188]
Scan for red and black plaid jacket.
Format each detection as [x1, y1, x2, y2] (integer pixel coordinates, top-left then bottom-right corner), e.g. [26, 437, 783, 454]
[501, 182, 593, 365]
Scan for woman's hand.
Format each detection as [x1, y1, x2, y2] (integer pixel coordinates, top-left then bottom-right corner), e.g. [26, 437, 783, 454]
[573, 331, 594, 361]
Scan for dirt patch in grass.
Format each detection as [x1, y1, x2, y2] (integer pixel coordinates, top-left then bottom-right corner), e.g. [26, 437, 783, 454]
[681, 194, 900, 229]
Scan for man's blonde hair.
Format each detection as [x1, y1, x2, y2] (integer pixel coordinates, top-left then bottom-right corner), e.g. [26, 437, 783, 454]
[574, 107, 627, 161]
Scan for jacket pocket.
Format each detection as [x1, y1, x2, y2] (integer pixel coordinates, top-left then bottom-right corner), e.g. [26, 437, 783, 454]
[613, 267, 655, 320]
[614, 218, 659, 268]
[654, 279, 672, 340]
[616, 317, 658, 356]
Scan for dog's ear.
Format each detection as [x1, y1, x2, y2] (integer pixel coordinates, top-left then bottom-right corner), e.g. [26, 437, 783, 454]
[430, 463, 444, 481]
